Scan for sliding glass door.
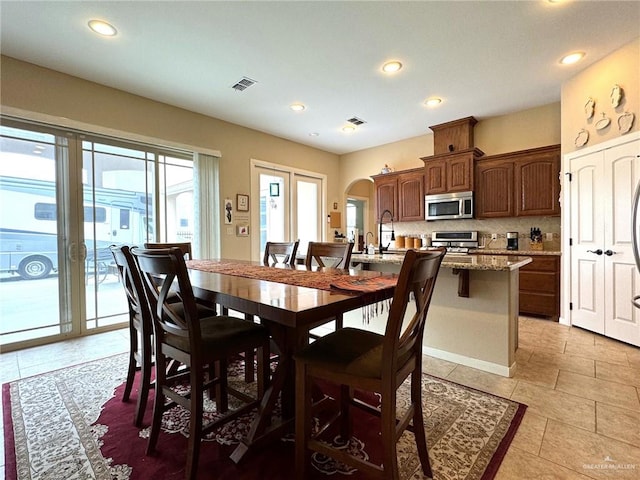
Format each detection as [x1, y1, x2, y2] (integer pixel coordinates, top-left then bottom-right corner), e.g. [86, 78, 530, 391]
[0, 124, 72, 345]
[0, 119, 195, 350]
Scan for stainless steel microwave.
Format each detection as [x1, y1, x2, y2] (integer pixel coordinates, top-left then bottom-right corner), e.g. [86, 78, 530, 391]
[425, 191, 474, 221]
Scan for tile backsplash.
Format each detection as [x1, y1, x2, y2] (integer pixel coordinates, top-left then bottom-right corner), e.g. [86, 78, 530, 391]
[390, 216, 562, 251]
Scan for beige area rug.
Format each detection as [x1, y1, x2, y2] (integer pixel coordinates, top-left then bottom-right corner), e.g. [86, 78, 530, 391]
[3, 353, 526, 480]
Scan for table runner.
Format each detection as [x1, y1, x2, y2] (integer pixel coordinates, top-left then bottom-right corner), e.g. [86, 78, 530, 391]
[186, 259, 398, 293]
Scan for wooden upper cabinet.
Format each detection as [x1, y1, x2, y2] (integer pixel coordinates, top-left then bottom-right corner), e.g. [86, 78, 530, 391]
[372, 173, 398, 221]
[447, 153, 474, 192]
[397, 169, 425, 222]
[424, 158, 447, 194]
[515, 147, 561, 216]
[475, 144, 560, 219]
[421, 148, 481, 195]
[475, 160, 514, 218]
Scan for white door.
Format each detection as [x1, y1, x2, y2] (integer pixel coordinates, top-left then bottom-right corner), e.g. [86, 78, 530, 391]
[570, 151, 606, 333]
[294, 174, 322, 254]
[603, 140, 640, 345]
[568, 135, 640, 346]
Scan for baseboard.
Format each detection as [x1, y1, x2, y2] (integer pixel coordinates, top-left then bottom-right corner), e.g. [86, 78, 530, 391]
[423, 346, 516, 378]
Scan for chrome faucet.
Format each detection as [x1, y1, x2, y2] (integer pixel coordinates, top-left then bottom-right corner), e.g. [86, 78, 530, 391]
[378, 209, 395, 253]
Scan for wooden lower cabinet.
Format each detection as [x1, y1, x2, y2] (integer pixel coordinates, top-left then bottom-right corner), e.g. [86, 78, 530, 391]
[480, 253, 560, 320]
[518, 255, 560, 320]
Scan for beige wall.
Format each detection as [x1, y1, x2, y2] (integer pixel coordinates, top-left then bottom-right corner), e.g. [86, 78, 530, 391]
[561, 37, 639, 154]
[0, 56, 340, 259]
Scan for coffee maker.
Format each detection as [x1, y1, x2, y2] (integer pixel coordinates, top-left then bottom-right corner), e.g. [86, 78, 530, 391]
[506, 232, 519, 250]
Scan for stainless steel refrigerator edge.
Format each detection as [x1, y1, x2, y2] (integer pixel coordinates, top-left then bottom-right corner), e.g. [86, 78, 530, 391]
[633, 176, 640, 309]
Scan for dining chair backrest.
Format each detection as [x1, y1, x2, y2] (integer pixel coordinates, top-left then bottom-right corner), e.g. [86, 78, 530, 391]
[144, 242, 193, 260]
[133, 247, 202, 356]
[110, 244, 152, 331]
[382, 247, 446, 376]
[304, 241, 354, 269]
[263, 240, 299, 266]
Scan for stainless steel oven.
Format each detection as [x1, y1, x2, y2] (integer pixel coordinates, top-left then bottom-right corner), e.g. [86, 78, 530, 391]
[425, 191, 473, 221]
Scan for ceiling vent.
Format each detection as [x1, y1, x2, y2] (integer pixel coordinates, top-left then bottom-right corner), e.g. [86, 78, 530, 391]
[347, 116, 366, 126]
[231, 77, 257, 92]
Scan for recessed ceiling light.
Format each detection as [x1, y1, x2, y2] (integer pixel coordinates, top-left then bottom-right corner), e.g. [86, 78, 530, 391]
[425, 97, 442, 107]
[88, 19, 117, 37]
[382, 61, 403, 73]
[342, 125, 356, 133]
[560, 51, 585, 65]
[308, 132, 319, 137]
[290, 103, 306, 112]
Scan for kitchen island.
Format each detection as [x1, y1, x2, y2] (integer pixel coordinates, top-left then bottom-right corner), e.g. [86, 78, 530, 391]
[350, 252, 532, 377]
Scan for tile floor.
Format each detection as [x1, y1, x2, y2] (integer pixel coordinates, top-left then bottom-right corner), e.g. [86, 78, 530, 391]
[1, 317, 640, 479]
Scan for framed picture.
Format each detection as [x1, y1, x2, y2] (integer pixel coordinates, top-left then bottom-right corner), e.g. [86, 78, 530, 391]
[224, 198, 233, 224]
[237, 194, 249, 212]
[237, 225, 249, 236]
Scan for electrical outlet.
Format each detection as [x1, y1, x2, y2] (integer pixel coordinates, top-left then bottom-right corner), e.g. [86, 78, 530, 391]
[491, 233, 498, 240]
[546, 232, 553, 241]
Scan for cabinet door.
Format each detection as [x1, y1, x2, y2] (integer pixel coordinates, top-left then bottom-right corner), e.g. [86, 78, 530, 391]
[374, 175, 398, 221]
[397, 171, 425, 222]
[447, 155, 473, 192]
[515, 150, 560, 216]
[424, 159, 447, 195]
[475, 160, 514, 218]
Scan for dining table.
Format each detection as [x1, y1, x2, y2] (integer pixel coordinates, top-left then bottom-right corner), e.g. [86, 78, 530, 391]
[185, 258, 399, 463]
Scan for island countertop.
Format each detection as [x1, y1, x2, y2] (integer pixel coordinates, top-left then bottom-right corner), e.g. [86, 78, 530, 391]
[351, 253, 532, 271]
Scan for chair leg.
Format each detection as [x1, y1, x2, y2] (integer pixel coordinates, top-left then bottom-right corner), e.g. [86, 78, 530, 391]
[338, 384, 351, 443]
[146, 351, 166, 455]
[295, 363, 312, 480]
[185, 365, 205, 480]
[380, 390, 400, 479]
[411, 369, 432, 478]
[123, 321, 138, 403]
[214, 360, 229, 413]
[134, 329, 152, 427]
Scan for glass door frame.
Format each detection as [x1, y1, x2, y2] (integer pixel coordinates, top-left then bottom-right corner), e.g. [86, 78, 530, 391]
[250, 159, 327, 262]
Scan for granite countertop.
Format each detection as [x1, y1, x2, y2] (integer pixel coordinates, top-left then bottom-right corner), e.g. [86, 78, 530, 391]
[351, 253, 532, 271]
[373, 247, 561, 256]
[471, 248, 561, 256]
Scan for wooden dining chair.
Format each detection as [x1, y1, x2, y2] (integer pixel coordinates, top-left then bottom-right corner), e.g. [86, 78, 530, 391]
[133, 246, 271, 480]
[294, 248, 446, 480]
[304, 241, 354, 339]
[304, 241, 354, 269]
[110, 245, 154, 427]
[110, 244, 219, 427]
[144, 241, 193, 259]
[263, 240, 299, 266]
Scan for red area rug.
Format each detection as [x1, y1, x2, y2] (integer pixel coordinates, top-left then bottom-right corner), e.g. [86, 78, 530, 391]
[3, 354, 526, 480]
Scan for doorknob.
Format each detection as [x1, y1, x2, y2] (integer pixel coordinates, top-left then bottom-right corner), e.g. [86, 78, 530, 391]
[604, 250, 616, 256]
[587, 249, 603, 255]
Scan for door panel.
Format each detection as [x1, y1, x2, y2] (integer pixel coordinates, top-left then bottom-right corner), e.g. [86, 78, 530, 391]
[570, 153, 605, 333]
[603, 140, 640, 345]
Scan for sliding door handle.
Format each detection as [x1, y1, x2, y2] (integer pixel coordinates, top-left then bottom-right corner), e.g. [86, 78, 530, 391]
[587, 249, 603, 255]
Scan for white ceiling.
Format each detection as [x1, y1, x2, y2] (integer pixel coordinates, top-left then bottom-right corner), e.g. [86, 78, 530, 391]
[1, 1, 639, 155]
